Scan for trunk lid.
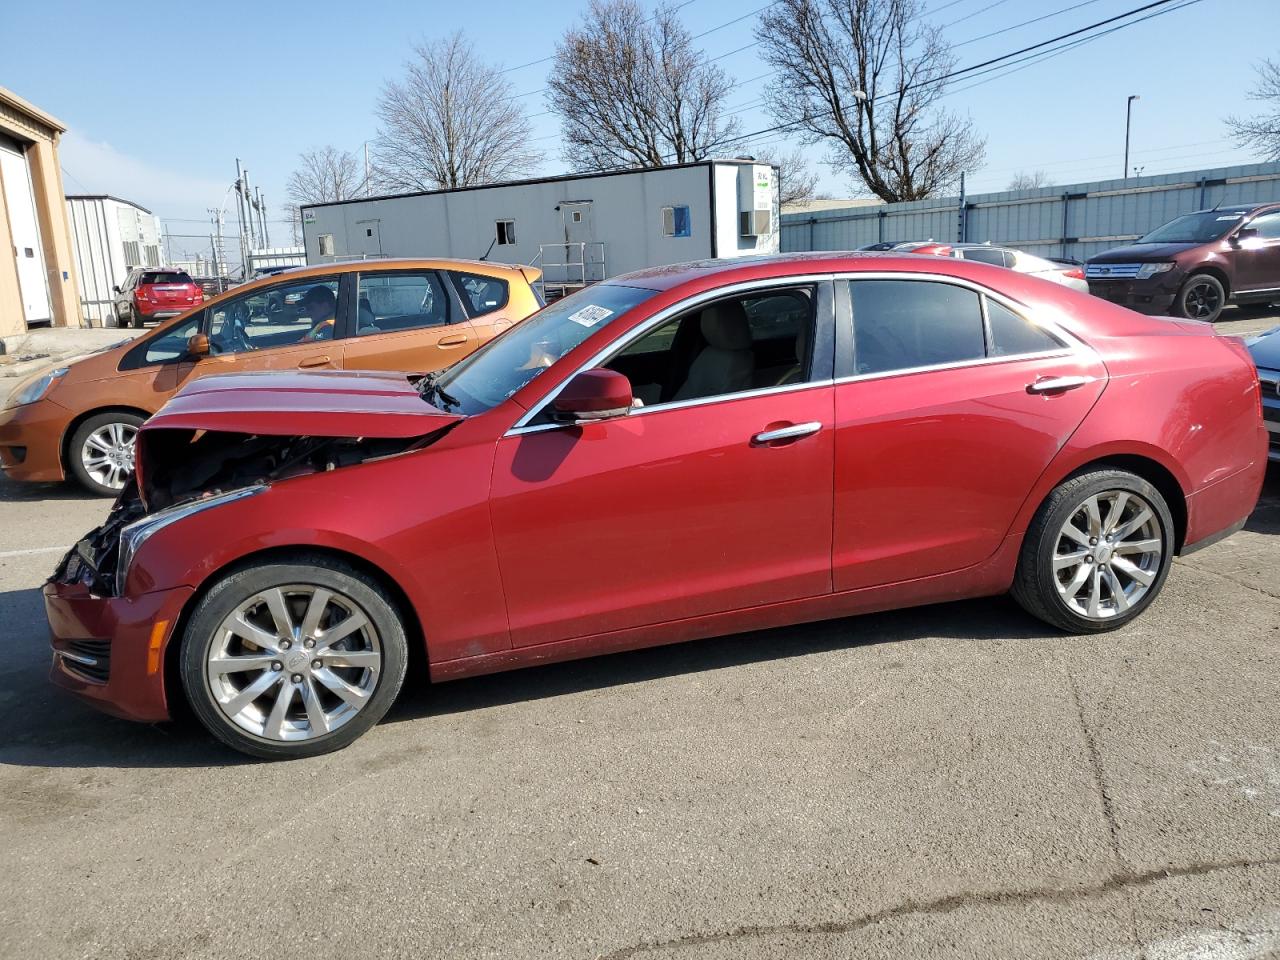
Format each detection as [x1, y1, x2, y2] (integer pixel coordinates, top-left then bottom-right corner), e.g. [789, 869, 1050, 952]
[143, 369, 464, 438]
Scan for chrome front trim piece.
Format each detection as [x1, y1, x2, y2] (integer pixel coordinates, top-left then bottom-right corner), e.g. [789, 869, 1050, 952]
[1085, 263, 1143, 279]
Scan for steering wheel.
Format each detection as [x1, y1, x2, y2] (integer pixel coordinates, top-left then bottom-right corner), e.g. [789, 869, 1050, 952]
[210, 303, 254, 353]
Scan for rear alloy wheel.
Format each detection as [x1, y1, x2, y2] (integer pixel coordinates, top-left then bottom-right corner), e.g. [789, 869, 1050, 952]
[1175, 273, 1226, 323]
[1012, 469, 1174, 632]
[181, 555, 408, 759]
[68, 411, 143, 497]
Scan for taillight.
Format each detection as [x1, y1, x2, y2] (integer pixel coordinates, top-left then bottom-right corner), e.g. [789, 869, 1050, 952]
[1065, 268, 1085, 280]
[135, 286, 150, 301]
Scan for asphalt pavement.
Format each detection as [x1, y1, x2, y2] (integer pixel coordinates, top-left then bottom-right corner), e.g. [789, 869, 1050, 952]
[1, 307, 1279, 960]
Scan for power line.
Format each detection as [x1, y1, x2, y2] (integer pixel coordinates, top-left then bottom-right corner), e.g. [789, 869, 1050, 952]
[941, 0, 1014, 28]
[634, 0, 1202, 167]
[953, 0, 1109, 48]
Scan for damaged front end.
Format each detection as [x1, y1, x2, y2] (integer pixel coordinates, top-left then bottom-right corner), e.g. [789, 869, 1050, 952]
[51, 369, 466, 597]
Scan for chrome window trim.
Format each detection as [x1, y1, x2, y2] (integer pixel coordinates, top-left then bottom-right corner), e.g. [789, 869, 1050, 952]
[834, 270, 1087, 386]
[506, 273, 837, 435]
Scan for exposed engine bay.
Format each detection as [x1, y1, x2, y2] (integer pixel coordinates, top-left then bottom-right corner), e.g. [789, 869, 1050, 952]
[52, 425, 450, 596]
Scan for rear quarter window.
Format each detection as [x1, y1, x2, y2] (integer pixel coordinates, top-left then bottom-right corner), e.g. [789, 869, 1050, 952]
[450, 272, 510, 317]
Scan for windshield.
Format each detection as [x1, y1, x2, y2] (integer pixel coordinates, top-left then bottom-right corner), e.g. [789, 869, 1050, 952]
[1138, 211, 1246, 244]
[428, 283, 658, 415]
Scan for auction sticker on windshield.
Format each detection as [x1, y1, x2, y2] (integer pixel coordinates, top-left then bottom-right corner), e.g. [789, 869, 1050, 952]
[569, 305, 614, 327]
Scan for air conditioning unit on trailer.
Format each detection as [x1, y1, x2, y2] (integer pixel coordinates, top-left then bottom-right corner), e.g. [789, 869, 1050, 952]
[738, 164, 775, 237]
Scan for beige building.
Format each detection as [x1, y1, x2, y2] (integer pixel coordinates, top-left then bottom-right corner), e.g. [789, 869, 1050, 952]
[0, 86, 83, 337]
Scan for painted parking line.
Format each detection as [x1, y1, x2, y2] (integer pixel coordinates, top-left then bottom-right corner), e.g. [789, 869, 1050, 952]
[0, 545, 70, 559]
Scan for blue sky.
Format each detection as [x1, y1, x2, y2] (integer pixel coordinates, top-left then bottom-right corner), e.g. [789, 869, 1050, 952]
[2, 0, 1275, 262]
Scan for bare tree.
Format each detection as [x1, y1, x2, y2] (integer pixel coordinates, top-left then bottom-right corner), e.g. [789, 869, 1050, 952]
[750, 148, 822, 207]
[1007, 170, 1050, 190]
[1227, 57, 1280, 161]
[374, 32, 541, 191]
[282, 146, 366, 243]
[757, 0, 986, 202]
[547, 0, 741, 171]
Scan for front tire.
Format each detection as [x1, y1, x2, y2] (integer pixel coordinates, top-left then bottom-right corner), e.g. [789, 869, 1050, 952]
[180, 554, 409, 760]
[1174, 273, 1226, 323]
[67, 411, 143, 496]
[1011, 469, 1174, 633]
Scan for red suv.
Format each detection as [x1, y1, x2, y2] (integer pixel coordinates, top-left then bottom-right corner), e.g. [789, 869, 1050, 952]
[1086, 202, 1280, 322]
[112, 268, 203, 328]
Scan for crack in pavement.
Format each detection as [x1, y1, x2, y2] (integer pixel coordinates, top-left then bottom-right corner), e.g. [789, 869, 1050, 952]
[594, 856, 1280, 959]
[1173, 560, 1280, 602]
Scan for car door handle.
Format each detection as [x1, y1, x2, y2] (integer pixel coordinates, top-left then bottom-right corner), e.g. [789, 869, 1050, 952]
[297, 355, 332, 368]
[752, 421, 823, 445]
[1027, 375, 1090, 395]
[437, 334, 469, 347]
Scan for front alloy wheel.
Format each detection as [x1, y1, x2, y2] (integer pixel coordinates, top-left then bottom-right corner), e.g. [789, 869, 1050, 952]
[68, 411, 144, 497]
[1012, 469, 1174, 632]
[207, 586, 383, 741]
[181, 555, 409, 759]
[1176, 274, 1225, 322]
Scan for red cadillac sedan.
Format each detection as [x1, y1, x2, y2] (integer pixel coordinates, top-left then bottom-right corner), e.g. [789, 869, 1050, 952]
[44, 253, 1267, 759]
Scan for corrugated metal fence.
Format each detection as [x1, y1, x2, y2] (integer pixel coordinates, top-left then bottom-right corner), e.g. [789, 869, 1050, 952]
[781, 161, 1280, 261]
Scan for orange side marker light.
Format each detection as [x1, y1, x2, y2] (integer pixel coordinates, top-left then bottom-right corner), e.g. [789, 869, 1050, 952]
[147, 620, 170, 675]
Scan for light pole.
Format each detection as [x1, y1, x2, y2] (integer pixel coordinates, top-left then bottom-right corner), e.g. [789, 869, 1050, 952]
[1124, 95, 1140, 180]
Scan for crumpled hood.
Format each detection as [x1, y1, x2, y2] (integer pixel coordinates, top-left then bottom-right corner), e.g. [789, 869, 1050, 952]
[142, 369, 463, 438]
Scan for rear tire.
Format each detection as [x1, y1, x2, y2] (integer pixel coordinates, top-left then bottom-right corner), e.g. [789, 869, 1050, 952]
[180, 554, 409, 760]
[1011, 469, 1174, 633]
[1174, 273, 1226, 323]
[67, 411, 143, 497]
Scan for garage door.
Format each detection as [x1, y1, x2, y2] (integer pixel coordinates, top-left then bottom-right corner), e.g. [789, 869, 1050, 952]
[0, 133, 52, 327]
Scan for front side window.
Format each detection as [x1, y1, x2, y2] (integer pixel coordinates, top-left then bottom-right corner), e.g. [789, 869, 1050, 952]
[207, 276, 340, 355]
[604, 286, 815, 407]
[356, 272, 448, 335]
[142, 315, 202, 365]
[432, 283, 657, 415]
[1246, 211, 1280, 240]
[450, 272, 510, 317]
[849, 280, 986, 375]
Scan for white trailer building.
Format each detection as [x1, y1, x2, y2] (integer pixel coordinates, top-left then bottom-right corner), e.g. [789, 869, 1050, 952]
[65, 194, 164, 325]
[300, 160, 779, 297]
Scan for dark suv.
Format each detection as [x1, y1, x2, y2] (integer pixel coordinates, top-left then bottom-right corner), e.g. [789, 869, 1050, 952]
[1086, 202, 1280, 322]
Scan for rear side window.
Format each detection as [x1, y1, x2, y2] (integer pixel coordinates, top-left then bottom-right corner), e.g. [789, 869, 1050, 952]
[986, 299, 1064, 356]
[961, 248, 1010, 267]
[357, 272, 449, 334]
[450, 272, 510, 316]
[141, 271, 193, 285]
[849, 280, 986, 375]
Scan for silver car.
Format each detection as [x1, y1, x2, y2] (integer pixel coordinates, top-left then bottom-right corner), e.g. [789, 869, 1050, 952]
[1247, 325, 1280, 462]
[944, 244, 1090, 293]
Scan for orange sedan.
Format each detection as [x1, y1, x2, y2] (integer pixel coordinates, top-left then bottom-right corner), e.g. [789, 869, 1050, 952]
[0, 258, 542, 496]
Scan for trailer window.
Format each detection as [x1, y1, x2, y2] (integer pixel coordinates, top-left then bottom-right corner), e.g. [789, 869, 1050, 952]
[661, 205, 691, 238]
[496, 220, 516, 245]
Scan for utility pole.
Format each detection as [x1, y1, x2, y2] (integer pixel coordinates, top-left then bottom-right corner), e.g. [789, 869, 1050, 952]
[1123, 95, 1140, 181]
[957, 171, 967, 243]
[255, 187, 270, 248]
[242, 164, 257, 251]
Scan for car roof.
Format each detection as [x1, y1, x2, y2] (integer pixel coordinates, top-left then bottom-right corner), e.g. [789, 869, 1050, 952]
[605, 251, 1033, 292]
[197, 257, 531, 306]
[1190, 202, 1278, 215]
